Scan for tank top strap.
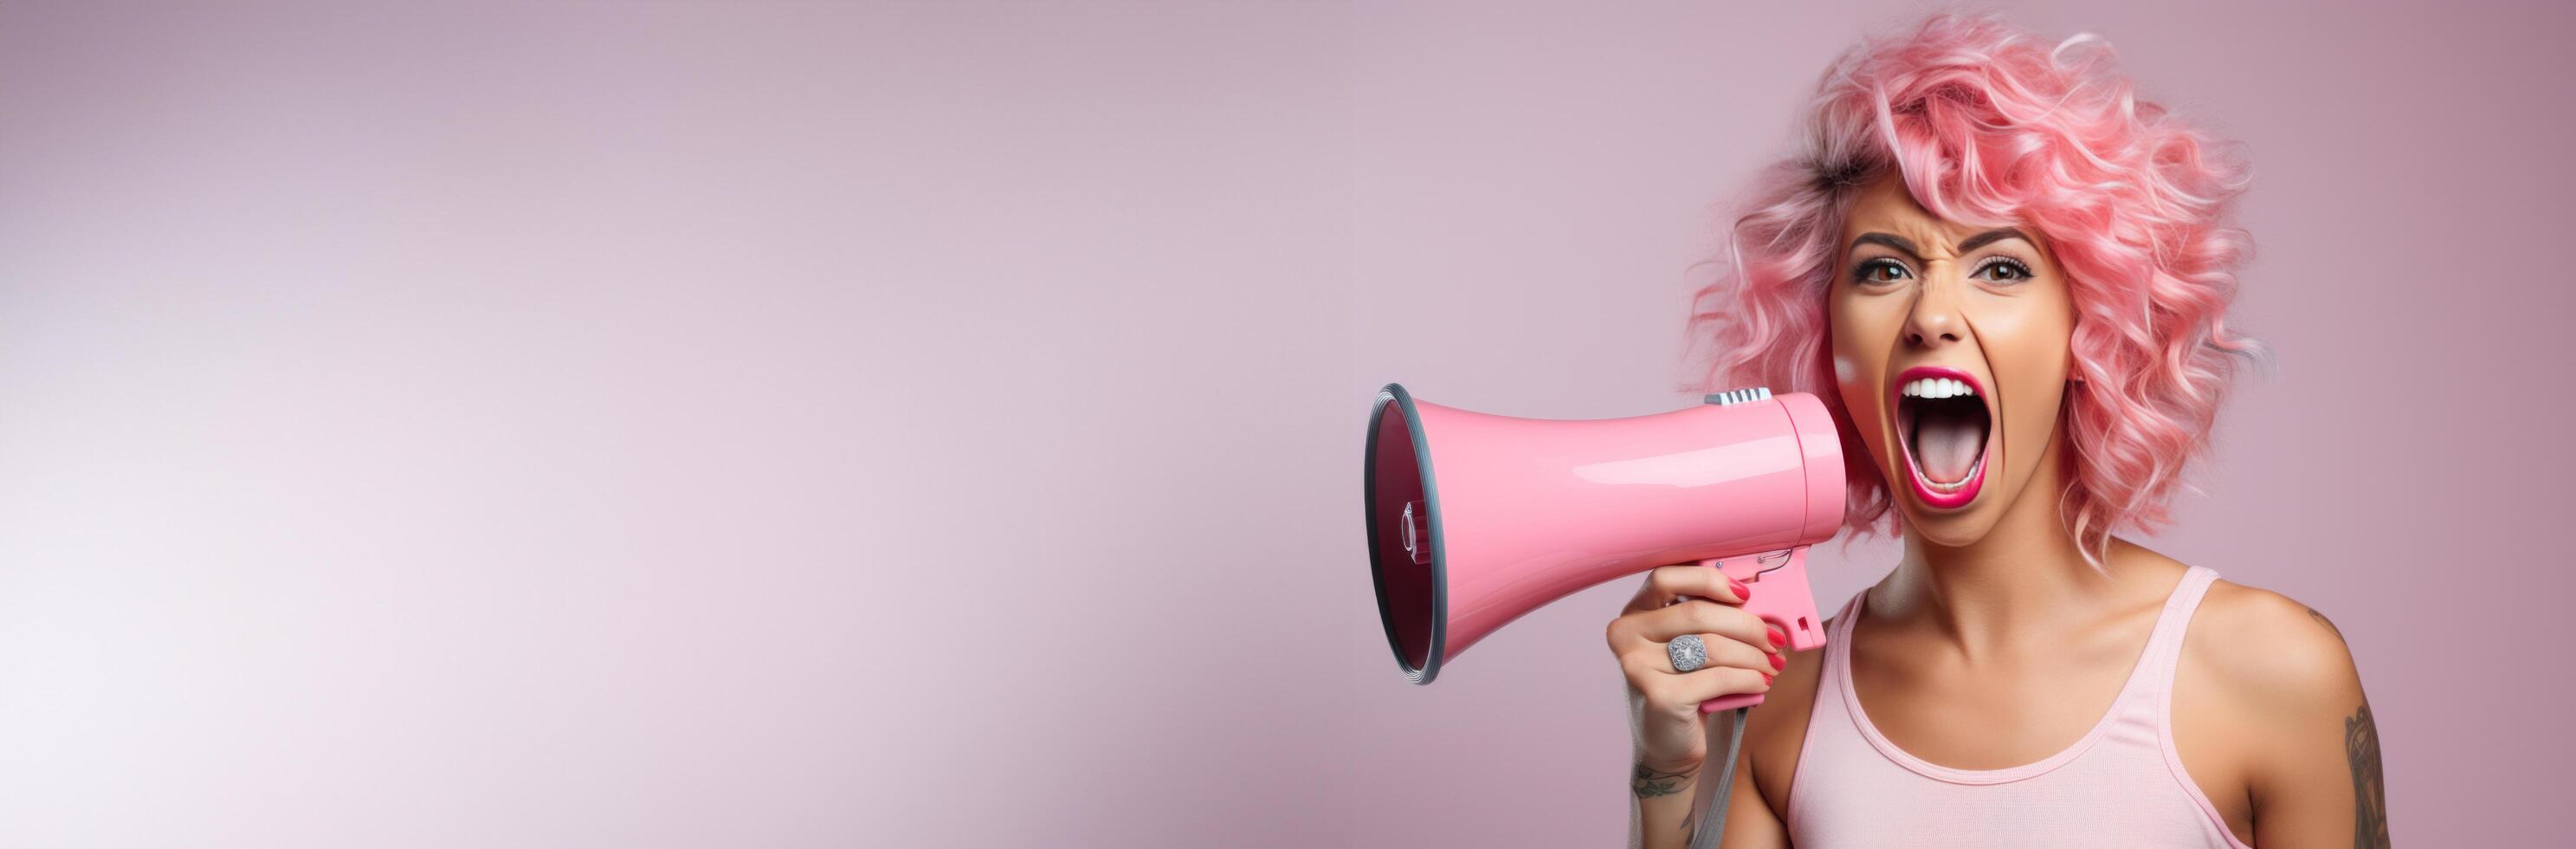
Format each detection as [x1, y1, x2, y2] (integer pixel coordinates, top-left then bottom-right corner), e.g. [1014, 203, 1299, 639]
[2127, 565, 2221, 710]
[1824, 592, 1864, 661]
[1814, 593, 1864, 705]
[1785, 591, 1867, 826]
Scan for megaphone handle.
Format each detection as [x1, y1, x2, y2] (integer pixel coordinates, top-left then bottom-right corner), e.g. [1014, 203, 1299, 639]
[1691, 546, 1827, 715]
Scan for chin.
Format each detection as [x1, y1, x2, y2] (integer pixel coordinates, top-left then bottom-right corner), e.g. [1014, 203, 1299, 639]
[1896, 501, 2005, 547]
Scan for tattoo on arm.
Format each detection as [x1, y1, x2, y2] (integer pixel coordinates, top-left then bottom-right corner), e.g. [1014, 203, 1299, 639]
[2306, 606, 2347, 643]
[1632, 762, 1694, 799]
[2345, 702, 2390, 849]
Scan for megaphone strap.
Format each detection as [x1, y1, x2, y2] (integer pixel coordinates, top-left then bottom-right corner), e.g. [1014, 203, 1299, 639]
[1689, 707, 1752, 849]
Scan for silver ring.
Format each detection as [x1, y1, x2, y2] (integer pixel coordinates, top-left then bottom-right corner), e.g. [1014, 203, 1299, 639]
[1667, 634, 1708, 673]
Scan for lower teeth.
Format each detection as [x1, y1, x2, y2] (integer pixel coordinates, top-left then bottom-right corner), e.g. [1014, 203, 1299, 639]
[1922, 454, 1982, 492]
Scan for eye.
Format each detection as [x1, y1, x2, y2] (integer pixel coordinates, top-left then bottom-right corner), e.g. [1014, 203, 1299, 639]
[1972, 256, 2035, 282]
[1851, 258, 1911, 285]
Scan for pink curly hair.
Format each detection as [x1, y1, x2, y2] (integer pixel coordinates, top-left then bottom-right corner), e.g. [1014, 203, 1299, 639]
[1684, 10, 2263, 567]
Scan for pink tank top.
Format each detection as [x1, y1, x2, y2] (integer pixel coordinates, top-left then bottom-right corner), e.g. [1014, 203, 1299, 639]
[1784, 565, 2254, 848]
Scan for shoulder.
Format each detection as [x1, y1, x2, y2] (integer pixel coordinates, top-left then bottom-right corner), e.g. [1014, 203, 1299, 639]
[1751, 615, 1832, 736]
[1741, 614, 1833, 813]
[2172, 574, 2389, 843]
[2184, 577, 2366, 723]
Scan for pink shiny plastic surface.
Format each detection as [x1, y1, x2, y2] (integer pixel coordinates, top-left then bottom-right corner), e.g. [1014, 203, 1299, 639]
[1698, 546, 1828, 713]
[1404, 392, 1846, 671]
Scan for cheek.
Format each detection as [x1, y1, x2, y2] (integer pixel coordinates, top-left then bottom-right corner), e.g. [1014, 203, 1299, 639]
[1825, 302, 1869, 393]
[1826, 295, 1902, 453]
[1827, 289, 1898, 357]
[1963, 292, 2076, 447]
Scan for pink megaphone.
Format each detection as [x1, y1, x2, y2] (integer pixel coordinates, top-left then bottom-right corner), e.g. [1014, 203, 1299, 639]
[1364, 384, 1845, 712]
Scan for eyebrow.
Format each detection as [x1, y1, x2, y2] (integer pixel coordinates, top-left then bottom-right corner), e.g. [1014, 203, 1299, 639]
[1850, 228, 2033, 259]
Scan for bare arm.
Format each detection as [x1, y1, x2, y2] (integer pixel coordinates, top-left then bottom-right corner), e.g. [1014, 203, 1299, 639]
[1629, 710, 1785, 849]
[1627, 645, 1814, 849]
[1625, 745, 1702, 849]
[2204, 592, 2388, 848]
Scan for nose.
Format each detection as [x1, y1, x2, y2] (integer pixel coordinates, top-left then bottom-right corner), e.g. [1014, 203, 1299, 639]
[1902, 278, 1965, 349]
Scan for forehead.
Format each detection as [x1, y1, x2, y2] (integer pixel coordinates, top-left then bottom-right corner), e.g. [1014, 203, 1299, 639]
[1840, 173, 2025, 250]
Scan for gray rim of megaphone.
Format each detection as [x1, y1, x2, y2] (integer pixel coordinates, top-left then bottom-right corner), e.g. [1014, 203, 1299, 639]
[1365, 382, 1449, 685]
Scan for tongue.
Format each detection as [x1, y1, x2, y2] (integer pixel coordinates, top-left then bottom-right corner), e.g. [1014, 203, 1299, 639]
[1914, 412, 1984, 483]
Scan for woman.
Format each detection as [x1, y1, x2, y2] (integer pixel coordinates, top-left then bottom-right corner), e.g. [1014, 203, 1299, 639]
[1604, 13, 2385, 848]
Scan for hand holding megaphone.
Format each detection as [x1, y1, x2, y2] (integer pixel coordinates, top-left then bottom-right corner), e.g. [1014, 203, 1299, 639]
[1608, 563, 1782, 773]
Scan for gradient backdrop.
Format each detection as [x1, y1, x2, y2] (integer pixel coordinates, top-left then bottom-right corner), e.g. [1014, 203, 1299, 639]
[2, 1, 2568, 846]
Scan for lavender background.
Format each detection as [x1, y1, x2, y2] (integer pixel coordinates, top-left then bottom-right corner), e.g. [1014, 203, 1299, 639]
[2, 1, 2568, 846]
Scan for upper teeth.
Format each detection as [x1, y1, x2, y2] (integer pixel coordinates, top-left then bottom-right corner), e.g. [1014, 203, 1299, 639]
[1901, 377, 1977, 399]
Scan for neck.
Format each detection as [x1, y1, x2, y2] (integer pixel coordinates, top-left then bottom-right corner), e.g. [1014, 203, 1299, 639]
[1872, 431, 2129, 653]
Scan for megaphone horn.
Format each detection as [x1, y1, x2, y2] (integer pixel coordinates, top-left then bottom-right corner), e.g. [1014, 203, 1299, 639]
[1362, 383, 1844, 712]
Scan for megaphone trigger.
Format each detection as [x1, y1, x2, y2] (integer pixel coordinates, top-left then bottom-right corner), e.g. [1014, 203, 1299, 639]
[1693, 544, 1827, 714]
[1698, 548, 1794, 583]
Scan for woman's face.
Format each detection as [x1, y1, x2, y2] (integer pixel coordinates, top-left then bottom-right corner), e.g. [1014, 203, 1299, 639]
[1828, 174, 2076, 545]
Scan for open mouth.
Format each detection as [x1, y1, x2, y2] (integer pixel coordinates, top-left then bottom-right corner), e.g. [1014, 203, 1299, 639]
[1892, 366, 1992, 509]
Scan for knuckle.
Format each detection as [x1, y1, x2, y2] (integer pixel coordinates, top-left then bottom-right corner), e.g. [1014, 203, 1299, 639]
[1605, 615, 1639, 648]
[1695, 605, 1742, 633]
[1720, 606, 1763, 635]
